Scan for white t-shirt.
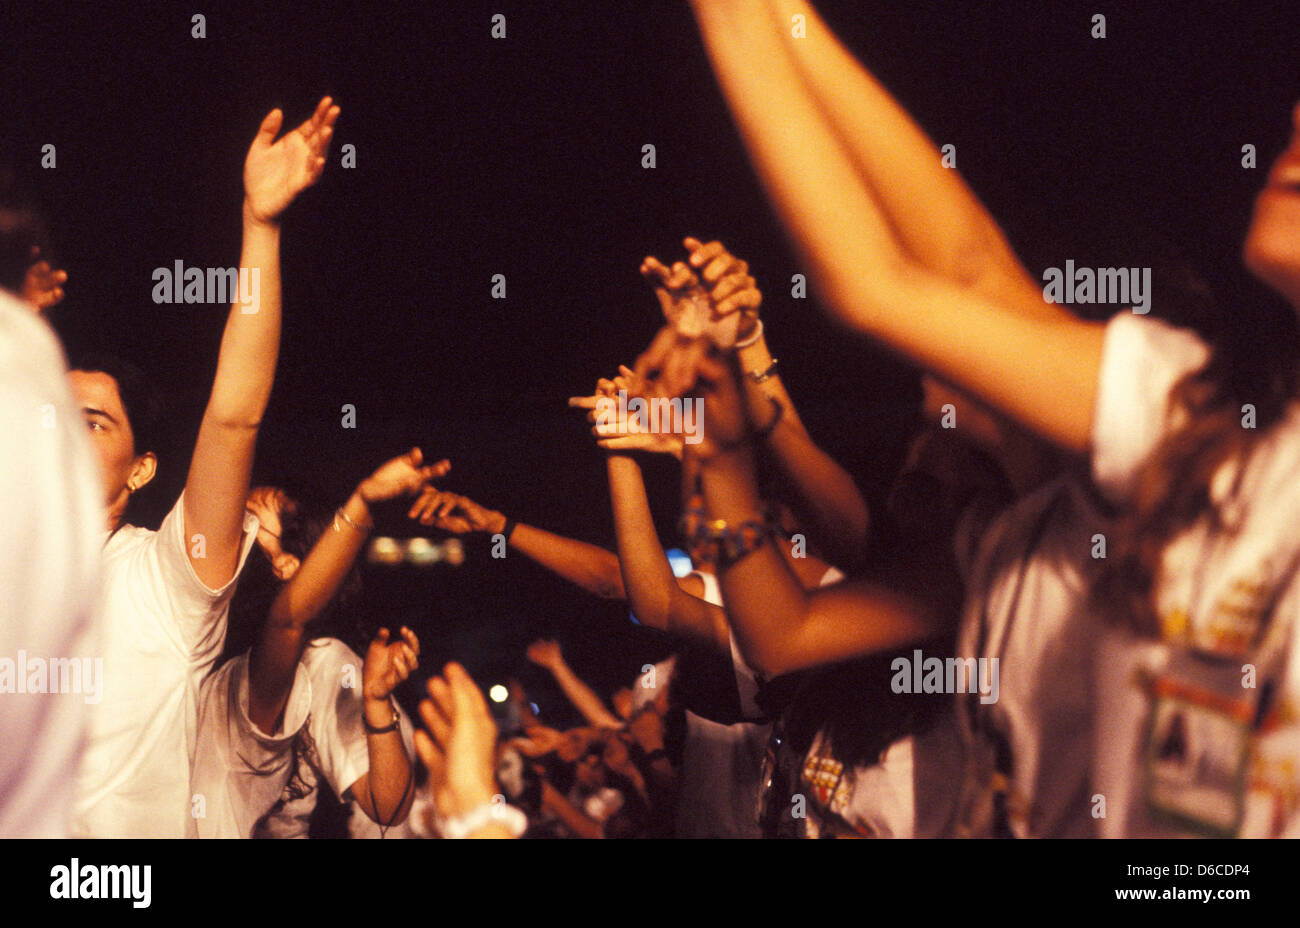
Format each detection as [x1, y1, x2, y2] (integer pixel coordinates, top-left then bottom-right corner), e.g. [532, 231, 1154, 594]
[1090, 312, 1300, 837]
[71, 491, 259, 837]
[194, 637, 413, 838]
[951, 476, 1108, 838]
[0, 295, 103, 837]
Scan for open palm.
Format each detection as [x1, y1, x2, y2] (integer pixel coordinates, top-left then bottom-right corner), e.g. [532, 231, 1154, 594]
[243, 96, 340, 224]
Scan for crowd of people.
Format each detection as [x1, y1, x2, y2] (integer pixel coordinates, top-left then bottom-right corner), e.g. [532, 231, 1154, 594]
[4, 0, 1300, 839]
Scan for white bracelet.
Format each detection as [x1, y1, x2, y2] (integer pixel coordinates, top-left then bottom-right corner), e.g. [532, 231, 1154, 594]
[733, 317, 764, 349]
[438, 798, 527, 839]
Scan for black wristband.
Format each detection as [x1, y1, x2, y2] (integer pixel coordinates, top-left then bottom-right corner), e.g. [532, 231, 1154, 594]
[363, 700, 401, 735]
[500, 518, 517, 543]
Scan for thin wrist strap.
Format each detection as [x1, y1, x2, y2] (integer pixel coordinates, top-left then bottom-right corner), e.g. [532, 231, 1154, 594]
[734, 317, 764, 349]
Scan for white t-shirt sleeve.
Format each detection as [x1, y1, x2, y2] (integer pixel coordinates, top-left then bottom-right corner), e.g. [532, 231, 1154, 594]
[143, 489, 260, 659]
[192, 653, 313, 838]
[1090, 313, 1211, 504]
[0, 295, 104, 838]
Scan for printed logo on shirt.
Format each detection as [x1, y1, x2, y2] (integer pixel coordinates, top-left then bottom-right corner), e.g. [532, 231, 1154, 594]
[49, 859, 151, 909]
[0, 650, 102, 704]
[890, 649, 999, 704]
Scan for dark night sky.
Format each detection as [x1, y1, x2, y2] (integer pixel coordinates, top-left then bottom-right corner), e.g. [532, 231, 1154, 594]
[3, 0, 1299, 721]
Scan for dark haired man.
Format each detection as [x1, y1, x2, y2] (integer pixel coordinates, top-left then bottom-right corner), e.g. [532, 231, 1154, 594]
[69, 98, 340, 837]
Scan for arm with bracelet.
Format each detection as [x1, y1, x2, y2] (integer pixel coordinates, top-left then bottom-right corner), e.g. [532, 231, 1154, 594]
[686, 237, 871, 567]
[681, 349, 958, 678]
[247, 449, 447, 735]
[349, 626, 421, 827]
[409, 488, 627, 601]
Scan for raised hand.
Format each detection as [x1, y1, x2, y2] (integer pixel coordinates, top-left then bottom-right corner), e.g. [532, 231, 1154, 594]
[363, 626, 421, 702]
[414, 663, 501, 822]
[359, 448, 449, 505]
[20, 247, 67, 314]
[407, 489, 505, 534]
[243, 96, 340, 226]
[641, 254, 710, 330]
[683, 237, 762, 325]
[525, 638, 563, 670]
[631, 323, 714, 404]
[567, 364, 686, 459]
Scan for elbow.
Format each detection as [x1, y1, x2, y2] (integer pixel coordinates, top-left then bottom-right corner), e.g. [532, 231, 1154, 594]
[595, 573, 627, 602]
[744, 647, 797, 680]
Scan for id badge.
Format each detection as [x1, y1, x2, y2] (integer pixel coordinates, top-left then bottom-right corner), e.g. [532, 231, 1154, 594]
[1141, 657, 1254, 837]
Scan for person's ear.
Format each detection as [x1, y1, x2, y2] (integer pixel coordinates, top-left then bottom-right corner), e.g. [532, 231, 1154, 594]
[127, 452, 158, 494]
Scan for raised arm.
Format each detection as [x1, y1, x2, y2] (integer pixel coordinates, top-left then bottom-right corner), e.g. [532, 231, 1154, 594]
[184, 98, 340, 589]
[678, 237, 871, 564]
[409, 488, 627, 600]
[247, 449, 445, 732]
[690, 4, 1103, 452]
[525, 639, 624, 730]
[682, 351, 957, 677]
[763, 1, 1041, 302]
[606, 453, 731, 654]
[348, 627, 420, 826]
[415, 664, 518, 839]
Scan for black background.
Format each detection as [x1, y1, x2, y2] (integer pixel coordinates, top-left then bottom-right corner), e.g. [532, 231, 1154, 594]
[3, 0, 1299, 720]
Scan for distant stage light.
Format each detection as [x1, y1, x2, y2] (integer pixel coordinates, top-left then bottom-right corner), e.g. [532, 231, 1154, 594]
[368, 536, 404, 565]
[405, 537, 437, 565]
[367, 536, 467, 567]
[488, 684, 509, 703]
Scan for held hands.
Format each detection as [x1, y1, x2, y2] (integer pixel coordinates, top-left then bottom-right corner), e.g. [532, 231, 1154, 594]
[414, 663, 501, 820]
[363, 626, 421, 702]
[21, 247, 67, 314]
[407, 489, 505, 535]
[359, 448, 450, 505]
[243, 96, 341, 226]
[641, 237, 762, 346]
[633, 237, 764, 397]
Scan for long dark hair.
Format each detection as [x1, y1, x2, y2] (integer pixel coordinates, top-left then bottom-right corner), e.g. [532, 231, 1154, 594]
[1095, 318, 1300, 636]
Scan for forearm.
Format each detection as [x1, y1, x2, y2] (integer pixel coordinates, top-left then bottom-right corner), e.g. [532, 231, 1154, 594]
[700, 448, 943, 676]
[697, 446, 810, 672]
[693, 2, 1101, 451]
[247, 626, 306, 734]
[182, 210, 284, 585]
[206, 206, 282, 426]
[737, 333, 869, 562]
[541, 782, 604, 840]
[606, 455, 679, 629]
[351, 699, 415, 825]
[765, 0, 1034, 294]
[605, 454, 728, 653]
[546, 660, 623, 730]
[248, 491, 371, 728]
[508, 521, 626, 600]
[268, 489, 370, 628]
